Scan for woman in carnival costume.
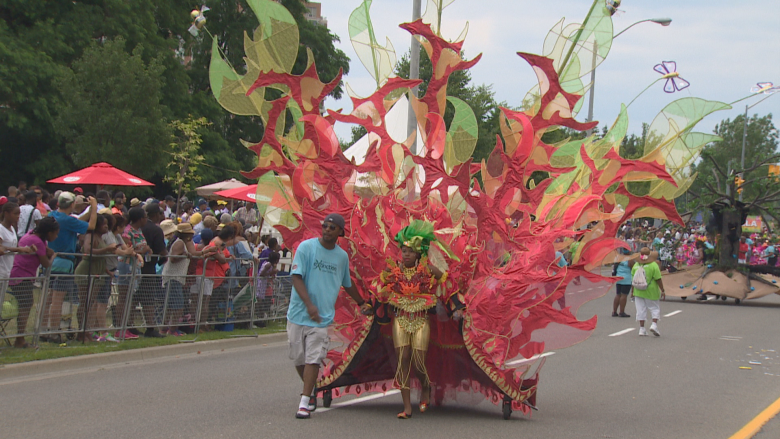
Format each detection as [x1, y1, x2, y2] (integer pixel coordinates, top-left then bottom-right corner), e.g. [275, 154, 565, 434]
[376, 220, 463, 419]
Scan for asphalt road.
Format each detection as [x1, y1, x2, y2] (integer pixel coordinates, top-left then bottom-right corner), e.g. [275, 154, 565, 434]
[2, 285, 780, 439]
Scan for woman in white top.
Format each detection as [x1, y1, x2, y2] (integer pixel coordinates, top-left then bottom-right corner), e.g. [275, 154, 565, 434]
[0, 201, 36, 297]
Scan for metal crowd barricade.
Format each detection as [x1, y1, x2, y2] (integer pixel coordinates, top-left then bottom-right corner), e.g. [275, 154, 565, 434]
[0, 250, 294, 347]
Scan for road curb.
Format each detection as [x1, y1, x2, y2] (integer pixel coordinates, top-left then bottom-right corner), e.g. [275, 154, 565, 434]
[0, 331, 288, 381]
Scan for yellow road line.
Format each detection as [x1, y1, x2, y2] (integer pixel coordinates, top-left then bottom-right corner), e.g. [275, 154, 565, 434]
[728, 395, 780, 439]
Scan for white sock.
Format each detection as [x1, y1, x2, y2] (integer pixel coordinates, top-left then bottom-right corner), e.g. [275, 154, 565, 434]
[299, 394, 311, 410]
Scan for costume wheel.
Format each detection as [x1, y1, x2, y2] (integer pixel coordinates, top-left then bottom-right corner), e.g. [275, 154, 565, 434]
[502, 401, 512, 420]
[721, 296, 727, 301]
[735, 299, 741, 305]
[323, 389, 333, 408]
[681, 297, 687, 300]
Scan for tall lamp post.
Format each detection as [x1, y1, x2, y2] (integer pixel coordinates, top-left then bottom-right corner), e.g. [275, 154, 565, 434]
[739, 92, 777, 201]
[586, 18, 672, 133]
[407, 0, 422, 155]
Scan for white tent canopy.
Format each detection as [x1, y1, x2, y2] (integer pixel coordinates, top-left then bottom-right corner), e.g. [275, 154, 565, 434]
[196, 178, 247, 197]
[343, 94, 424, 165]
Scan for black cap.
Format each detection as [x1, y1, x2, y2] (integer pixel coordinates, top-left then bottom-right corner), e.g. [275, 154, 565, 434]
[323, 213, 346, 236]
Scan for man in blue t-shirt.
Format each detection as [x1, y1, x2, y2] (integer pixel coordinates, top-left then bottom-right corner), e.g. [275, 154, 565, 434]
[42, 192, 97, 340]
[287, 213, 371, 419]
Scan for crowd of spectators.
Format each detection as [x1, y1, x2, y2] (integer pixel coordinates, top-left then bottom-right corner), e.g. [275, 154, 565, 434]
[1, 182, 289, 347]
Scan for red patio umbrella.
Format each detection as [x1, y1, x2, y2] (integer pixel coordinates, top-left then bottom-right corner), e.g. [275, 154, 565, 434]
[214, 184, 258, 203]
[47, 162, 154, 186]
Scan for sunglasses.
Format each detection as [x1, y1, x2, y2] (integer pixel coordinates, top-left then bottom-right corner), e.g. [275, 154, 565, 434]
[322, 223, 339, 231]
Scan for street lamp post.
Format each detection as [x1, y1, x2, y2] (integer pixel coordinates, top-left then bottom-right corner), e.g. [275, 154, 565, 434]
[407, 0, 422, 155]
[739, 93, 777, 201]
[586, 18, 672, 133]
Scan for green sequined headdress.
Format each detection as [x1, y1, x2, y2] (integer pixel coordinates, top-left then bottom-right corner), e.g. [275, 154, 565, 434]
[395, 220, 437, 255]
[394, 220, 459, 261]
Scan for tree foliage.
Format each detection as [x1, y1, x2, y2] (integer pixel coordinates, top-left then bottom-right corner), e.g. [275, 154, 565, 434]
[165, 117, 209, 211]
[688, 114, 780, 217]
[55, 38, 170, 179]
[0, 0, 351, 196]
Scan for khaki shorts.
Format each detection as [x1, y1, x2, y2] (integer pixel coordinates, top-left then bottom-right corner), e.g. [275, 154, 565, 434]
[287, 321, 330, 366]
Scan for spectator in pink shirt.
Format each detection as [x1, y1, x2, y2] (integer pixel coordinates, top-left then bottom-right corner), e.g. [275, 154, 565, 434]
[8, 217, 59, 347]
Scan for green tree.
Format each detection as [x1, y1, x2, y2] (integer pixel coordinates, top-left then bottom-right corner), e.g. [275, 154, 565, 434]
[0, 0, 352, 193]
[165, 117, 210, 215]
[686, 113, 779, 267]
[54, 37, 170, 179]
[688, 114, 779, 214]
[0, 0, 191, 187]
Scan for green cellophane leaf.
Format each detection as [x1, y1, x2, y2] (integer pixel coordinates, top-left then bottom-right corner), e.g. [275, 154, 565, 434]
[349, 0, 397, 88]
[444, 96, 478, 172]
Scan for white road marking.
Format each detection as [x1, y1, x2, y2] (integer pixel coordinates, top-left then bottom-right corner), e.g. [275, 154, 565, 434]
[609, 328, 635, 337]
[317, 390, 401, 413]
[664, 310, 682, 317]
[505, 351, 556, 366]
[719, 336, 742, 341]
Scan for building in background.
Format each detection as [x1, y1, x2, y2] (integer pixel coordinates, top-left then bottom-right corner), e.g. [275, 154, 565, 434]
[302, 1, 327, 27]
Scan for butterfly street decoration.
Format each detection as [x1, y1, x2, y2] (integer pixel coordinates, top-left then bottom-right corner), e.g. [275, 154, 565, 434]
[751, 82, 780, 95]
[654, 61, 690, 93]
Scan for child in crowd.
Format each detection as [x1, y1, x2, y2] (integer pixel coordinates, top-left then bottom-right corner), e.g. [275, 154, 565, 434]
[738, 236, 749, 265]
[255, 251, 280, 323]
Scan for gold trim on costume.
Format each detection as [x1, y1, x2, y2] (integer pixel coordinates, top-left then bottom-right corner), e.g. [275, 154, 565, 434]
[388, 293, 436, 313]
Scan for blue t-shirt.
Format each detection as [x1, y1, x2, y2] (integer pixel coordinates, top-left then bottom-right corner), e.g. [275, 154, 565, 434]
[287, 238, 352, 328]
[48, 211, 89, 272]
[615, 260, 633, 285]
[555, 251, 568, 267]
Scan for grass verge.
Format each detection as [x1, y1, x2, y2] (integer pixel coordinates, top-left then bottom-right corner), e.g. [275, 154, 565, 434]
[0, 320, 286, 366]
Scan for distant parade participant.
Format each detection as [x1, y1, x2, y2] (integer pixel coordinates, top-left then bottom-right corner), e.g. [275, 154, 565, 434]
[631, 248, 665, 337]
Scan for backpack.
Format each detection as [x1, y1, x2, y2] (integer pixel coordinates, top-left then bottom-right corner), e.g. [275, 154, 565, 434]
[632, 264, 648, 289]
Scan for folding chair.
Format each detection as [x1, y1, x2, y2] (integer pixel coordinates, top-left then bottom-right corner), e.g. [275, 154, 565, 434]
[1, 292, 19, 347]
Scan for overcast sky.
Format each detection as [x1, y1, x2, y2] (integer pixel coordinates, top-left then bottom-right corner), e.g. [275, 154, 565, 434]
[318, 0, 779, 144]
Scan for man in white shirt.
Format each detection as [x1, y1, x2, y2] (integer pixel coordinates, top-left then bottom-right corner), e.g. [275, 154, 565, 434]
[164, 195, 176, 220]
[17, 190, 42, 238]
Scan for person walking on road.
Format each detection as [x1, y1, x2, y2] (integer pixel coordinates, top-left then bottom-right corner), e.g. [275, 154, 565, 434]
[612, 248, 633, 317]
[631, 247, 665, 336]
[287, 213, 371, 419]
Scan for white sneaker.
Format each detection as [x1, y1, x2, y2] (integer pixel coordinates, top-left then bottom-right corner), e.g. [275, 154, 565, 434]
[650, 323, 660, 337]
[638, 327, 647, 336]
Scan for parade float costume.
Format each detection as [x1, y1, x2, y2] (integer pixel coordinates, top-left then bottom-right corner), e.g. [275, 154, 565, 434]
[206, 0, 732, 418]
